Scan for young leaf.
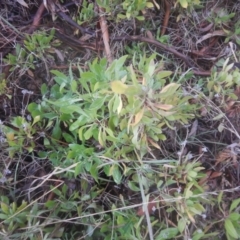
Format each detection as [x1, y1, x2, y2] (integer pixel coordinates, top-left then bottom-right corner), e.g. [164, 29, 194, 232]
[160, 83, 180, 95]
[52, 121, 61, 140]
[0, 213, 8, 220]
[78, 126, 88, 141]
[71, 80, 77, 92]
[105, 128, 117, 139]
[113, 95, 121, 113]
[128, 181, 140, 191]
[41, 83, 48, 95]
[98, 128, 106, 147]
[117, 96, 123, 115]
[178, 218, 187, 233]
[89, 97, 106, 110]
[132, 108, 144, 126]
[32, 115, 41, 126]
[128, 64, 138, 85]
[84, 126, 94, 140]
[147, 59, 156, 77]
[75, 163, 83, 177]
[230, 198, 240, 212]
[224, 218, 239, 239]
[111, 81, 128, 94]
[179, 0, 188, 8]
[1, 202, 9, 214]
[157, 71, 172, 79]
[229, 212, 240, 221]
[111, 165, 122, 184]
[90, 163, 99, 183]
[156, 228, 179, 240]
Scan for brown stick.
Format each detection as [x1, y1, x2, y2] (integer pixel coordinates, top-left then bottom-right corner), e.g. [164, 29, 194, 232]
[192, 70, 211, 76]
[112, 35, 211, 76]
[113, 35, 194, 67]
[54, 30, 102, 51]
[161, 0, 171, 36]
[56, 10, 94, 35]
[98, 7, 113, 64]
[27, 3, 46, 34]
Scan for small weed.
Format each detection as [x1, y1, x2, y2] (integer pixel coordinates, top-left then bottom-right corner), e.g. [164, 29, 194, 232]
[176, 0, 201, 9]
[4, 29, 55, 76]
[118, 0, 154, 20]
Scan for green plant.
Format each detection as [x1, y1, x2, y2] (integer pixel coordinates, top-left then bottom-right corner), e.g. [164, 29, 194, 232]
[209, 8, 235, 28]
[0, 196, 29, 234]
[161, 159, 206, 236]
[217, 194, 240, 240]
[4, 29, 55, 75]
[1, 54, 204, 238]
[233, 21, 240, 46]
[0, 78, 7, 95]
[4, 44, 35, 74]
[24, 29, 55, 55]
[176, 0, 201, 9]
[225, 20, 240, 46]
[117, 0, 153, 20]
[3, 116, 36, 157]
[2, 0, 240, 239]
[76, 0, 95, 25]
[206, 58, 240, 101]
[24, 55, 197, 179]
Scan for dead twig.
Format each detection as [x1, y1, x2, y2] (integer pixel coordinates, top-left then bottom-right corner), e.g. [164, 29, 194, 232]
[161, 0, 171, 36]
[27, 2, 46, 34]
[56, 10, 95, 35]
[113, 35, 211, 76]
[98, 6, 113, 64]
[54, 30, 102, 51]
[192, 70, 211, 76]
[113, 35, 194, 67]
[199, 23, 214, 33]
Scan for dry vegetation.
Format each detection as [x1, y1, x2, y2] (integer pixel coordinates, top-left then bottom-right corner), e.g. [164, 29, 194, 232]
[1, 0, 240, 239]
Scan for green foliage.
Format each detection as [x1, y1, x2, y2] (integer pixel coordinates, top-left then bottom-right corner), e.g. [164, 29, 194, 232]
[25, 54, 196, 164]
[95, 0, 112, 12]
[0, 78, 7, 95]
[4, 44, 35, 73]
[117, 0, 154, 20]
[4, 29, 55, 74]
[209, 8, 235, 28]
[163, 159, 206, 235]
[206, 58, 240, 101]
[156, 227, 179, 240]
[24, 29, 55, 54]
[1, 54, 202, 238]
[156, 28, 170, 43]
[176, 0, 201, 9]
[76, 0, 95, 25]
[2, 1, 240, 239]
[0, 196, 29, 234]
[233, 21, 240, 46]
[217, 194, 240, 240]
[96, 0, 154, 20]
[225, 198, 240, 239]
[3, 52, 239, 240]
[4, 116, 36, 157]
[225, 20, 240, 46]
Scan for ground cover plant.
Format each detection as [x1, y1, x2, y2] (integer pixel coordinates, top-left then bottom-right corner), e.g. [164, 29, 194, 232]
[1, 0, 240, 239]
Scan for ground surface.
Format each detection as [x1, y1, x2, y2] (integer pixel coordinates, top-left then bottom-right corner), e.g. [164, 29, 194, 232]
[1, 0, 240, 239]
